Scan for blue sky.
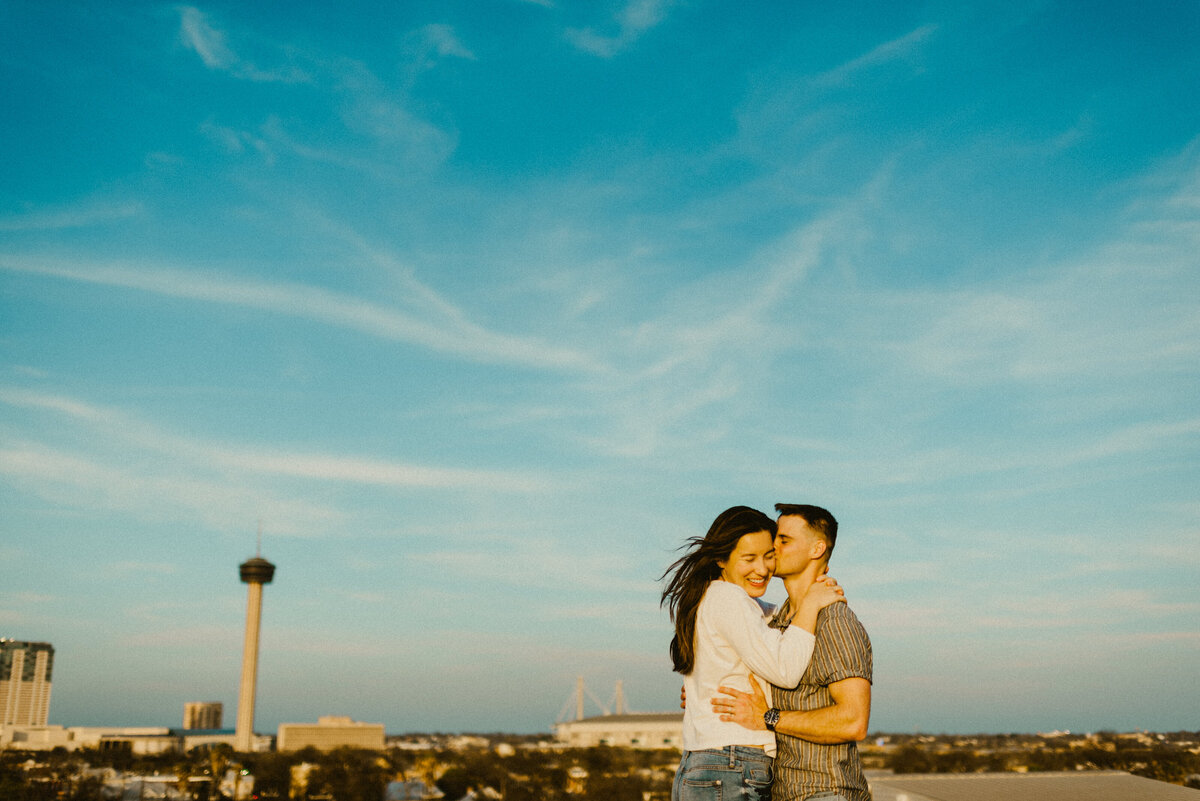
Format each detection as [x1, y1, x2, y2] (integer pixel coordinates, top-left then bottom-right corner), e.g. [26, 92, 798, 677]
[1, 0, 1198, 736]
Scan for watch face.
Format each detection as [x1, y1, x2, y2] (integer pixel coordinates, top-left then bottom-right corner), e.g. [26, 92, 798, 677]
[764, 708, 780, 730]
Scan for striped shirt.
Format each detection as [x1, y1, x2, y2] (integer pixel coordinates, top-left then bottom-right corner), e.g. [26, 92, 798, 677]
[769, 601, 873, 801]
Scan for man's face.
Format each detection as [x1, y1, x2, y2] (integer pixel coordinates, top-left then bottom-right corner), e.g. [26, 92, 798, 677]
[774, 515, 823, 577]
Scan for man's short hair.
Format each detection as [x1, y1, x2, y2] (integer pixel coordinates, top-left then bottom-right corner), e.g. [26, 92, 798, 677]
[774, 503, 838, 562]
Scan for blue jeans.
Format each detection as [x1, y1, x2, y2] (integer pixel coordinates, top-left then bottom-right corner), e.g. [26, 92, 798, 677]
[672, 745, 773, 801]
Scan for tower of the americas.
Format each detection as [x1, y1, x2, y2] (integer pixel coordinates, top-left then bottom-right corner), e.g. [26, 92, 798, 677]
[234, 546, 275, 753]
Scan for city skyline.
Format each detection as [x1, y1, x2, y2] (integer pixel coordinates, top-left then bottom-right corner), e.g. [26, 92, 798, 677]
[2, 1, 1199, 735]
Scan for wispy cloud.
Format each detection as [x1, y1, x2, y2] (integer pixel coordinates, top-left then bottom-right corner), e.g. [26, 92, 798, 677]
[179, 6, 234, 69]
[811, 24, 938, 89]
[215, 451, 547, 493]
[0, 388, 553, 494]
[180, 11, 456, 168]
[178, 6, 308, 83]
[0, 200, 142, 232]
[0, 256, 603, 373]
[199, 119, 277, 164]
[0, 388, 555, 546]
[1143, 540, 1200, 567]
[878, 251, 1200, 386]
[566, 0, 675, 58]
[404, 24, 476, 68]
[0, 390, 114, 423]
[329, 61, 458, 164]
[839, 141, 1200, 396]
[732, 25, 938, 155]
[565, 187, 872, 457]
[0, 442, 345, 538]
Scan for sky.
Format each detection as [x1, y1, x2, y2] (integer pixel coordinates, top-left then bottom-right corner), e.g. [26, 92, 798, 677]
[1, 0, 1198, 737]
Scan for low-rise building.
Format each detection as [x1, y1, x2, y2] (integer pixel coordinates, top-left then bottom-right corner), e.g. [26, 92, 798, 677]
[0, 724, 74, 750]
[554, 713, 682, 749]
[1, 724, 176, 752]
[0, 724, 270, 753]
[277, 715, 385, 752]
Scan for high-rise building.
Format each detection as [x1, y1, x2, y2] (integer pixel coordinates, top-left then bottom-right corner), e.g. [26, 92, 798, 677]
[235, 554, 275, 752]
[0, 639, 54, 726]
[183, 701, 223, 730]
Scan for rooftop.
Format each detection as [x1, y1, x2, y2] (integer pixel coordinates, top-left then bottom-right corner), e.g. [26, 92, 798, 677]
[869, 770, 1200, 801]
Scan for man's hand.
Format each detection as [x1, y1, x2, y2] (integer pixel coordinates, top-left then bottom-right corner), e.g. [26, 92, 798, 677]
[680, 685, 686, 709]
[711, 678, 769, 731]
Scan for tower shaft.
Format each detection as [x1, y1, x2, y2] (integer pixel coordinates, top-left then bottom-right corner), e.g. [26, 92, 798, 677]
[235, 580, 265, 752]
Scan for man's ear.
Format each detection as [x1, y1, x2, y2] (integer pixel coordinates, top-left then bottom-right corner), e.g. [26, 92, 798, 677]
[811, 539, 828, 560]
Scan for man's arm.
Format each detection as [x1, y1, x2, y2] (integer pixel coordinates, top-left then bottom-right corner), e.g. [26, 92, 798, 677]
[774, 677, 870, 744]
[713, 677, 871, 744]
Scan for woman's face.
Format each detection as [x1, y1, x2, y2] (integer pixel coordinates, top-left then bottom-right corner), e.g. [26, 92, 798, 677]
[718, 529, 776, 598]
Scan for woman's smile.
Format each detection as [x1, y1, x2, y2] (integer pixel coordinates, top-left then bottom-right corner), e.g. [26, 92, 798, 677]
[718, 529, 776, 598]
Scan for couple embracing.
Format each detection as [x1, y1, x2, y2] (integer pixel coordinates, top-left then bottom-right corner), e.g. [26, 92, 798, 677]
[661, 504, 873, 801]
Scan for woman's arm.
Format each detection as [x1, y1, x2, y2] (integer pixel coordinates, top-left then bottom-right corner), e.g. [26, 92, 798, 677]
[785, 575, 845, 634]
[705, 582, 816, 688]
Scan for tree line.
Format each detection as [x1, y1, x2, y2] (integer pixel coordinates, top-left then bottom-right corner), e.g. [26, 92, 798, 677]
[1, 742, 678, 801]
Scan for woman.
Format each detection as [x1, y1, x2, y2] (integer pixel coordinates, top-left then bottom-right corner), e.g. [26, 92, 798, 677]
[660, 505, 845, 801]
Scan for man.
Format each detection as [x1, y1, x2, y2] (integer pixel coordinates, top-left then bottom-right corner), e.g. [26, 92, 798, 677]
[712, 503, 873, 801]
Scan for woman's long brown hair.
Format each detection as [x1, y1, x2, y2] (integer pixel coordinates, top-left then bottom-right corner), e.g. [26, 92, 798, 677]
[659, 506, 776, 674]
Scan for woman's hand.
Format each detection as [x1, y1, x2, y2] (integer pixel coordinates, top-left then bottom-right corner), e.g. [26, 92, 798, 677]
[788, 574, 846, 633]
[802, 574, 846, 611]
[711, 677, 770, 730]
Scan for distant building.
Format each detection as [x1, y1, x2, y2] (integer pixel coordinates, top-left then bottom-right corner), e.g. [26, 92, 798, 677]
[276, 716, 386, 752]
[0, 724, 267, 754]
[0, 640, 54, 726]
[0, 724, 74, 750]
[184, 701, 224, 730]
[95, 729, 180, 756]
[553, 713, 683, 749]
[0, 726, 181, 755]
[552, 677, 682, 749]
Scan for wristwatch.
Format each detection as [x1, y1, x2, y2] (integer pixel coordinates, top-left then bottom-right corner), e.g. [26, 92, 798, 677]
[763, 708, 780, 731]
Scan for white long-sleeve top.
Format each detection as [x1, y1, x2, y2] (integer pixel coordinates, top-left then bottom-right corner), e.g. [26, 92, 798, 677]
[681, 580, 816, 755]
